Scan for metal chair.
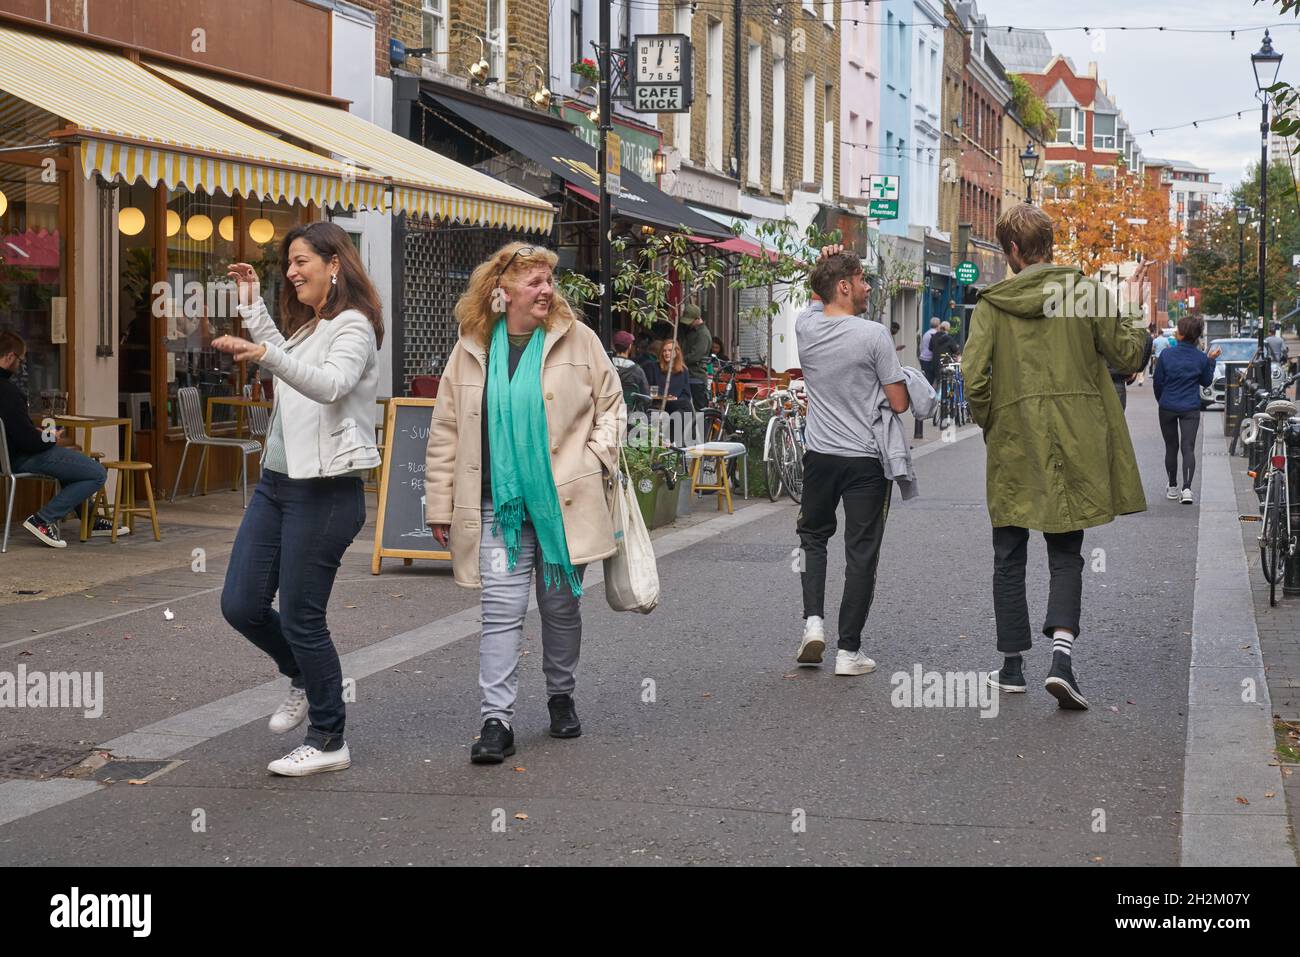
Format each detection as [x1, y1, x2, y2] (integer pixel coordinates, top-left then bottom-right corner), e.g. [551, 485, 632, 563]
[242, 383, 270, 437]
[171, 387, 262, 508]
[0, 418, 60, 553]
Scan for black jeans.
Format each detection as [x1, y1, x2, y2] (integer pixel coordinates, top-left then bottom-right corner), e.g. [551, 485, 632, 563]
[689, 380, 709, 412]
[1158, 408, 1201, 490]
[797, 451, 892, 651]
[991, 525, 1084, 654]
[221, 470, 366, 750]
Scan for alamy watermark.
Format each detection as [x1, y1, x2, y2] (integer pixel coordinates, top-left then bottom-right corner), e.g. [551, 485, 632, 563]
[890, 664, 998, 718]
[1044, 275, 1152, 323]
[0, 666, 103, 718]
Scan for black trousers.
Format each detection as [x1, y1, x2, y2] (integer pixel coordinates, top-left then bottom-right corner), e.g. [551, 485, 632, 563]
[797, 452, 892, 651]
[991, 525, 1084, 654]
[1158, 407, 1200, 489]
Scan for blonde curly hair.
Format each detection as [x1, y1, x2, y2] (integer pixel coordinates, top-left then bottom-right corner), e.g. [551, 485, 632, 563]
[454, 242, 576, 346]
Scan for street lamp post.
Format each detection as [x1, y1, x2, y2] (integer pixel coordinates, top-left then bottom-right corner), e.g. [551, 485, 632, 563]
[1019, 143, 1039, 204]
[1238, 203, 1250, 332]
[1254, 29, 1283, 388]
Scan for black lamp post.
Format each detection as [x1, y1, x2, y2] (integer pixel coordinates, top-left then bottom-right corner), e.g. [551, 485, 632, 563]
[1254, 29, 1283, 386]
[1019, 143, 1039, 203]
[1237, 203, 1250, 334]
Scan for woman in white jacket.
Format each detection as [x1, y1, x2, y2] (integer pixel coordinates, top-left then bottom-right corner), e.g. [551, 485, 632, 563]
[212, 221, 382, 777]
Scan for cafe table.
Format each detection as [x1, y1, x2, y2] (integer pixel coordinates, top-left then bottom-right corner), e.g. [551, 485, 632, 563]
[52, 414, 133, 541]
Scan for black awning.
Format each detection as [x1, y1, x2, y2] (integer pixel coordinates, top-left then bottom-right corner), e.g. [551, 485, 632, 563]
[427, 93, 731, 239]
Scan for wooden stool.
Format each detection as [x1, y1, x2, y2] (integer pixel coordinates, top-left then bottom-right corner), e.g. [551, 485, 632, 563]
[101, 461, 160, 542]
[689, 449, 734, 514]
[78, 452, 115, 542]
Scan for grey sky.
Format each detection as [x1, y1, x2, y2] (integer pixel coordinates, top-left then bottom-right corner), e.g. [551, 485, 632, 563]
[978, 0, 1299, 195]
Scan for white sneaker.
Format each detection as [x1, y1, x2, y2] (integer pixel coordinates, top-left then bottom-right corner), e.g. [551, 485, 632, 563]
[1180, 488, 1194, 505]
[834, 649, 877, 676]
[268, 686, 309, 734]
[267, 742, 351, 777]
[1166, 485, 1180, 500]
[796, 615, 826, 665]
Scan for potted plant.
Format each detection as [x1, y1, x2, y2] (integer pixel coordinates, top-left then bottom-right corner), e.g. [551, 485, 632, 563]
[622, 443, 678, 530]
[572, 58, 599, 84]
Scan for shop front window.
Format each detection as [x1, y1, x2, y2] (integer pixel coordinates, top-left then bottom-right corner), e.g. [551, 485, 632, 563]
[0, 160, 65, 412]
[163, 187, 239, 429]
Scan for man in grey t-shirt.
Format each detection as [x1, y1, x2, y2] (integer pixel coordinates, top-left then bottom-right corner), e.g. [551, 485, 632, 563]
[792, 247, 910, 677]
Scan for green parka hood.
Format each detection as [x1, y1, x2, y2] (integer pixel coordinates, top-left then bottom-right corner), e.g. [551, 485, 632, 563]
[976, 263, 1085, 320]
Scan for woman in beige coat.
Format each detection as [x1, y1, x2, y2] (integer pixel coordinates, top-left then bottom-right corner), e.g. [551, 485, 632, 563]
[425, 243, 624, 764]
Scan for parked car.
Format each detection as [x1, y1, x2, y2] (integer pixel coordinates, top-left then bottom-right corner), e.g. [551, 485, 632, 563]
[1199, 338, 1284, 409]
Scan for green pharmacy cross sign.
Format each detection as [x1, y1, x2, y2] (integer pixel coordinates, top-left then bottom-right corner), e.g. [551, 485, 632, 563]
[955, 261, 979, 284]
[868, 173, 899, 221]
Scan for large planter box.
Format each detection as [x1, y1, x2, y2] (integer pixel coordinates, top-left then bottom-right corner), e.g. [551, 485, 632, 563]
[633, 473, 679, 530]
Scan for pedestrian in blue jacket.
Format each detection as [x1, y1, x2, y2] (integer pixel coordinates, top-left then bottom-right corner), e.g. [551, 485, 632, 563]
[1153, 315, 1219, 504]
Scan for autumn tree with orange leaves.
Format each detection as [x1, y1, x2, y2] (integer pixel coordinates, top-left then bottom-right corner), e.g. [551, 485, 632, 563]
[1047, 169, 1182, 285]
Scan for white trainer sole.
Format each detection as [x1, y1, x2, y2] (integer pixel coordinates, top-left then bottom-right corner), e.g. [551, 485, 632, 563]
[987, 673, 1027, 693]
[796, 635, 825, 665]
[834, 658, 877, 676]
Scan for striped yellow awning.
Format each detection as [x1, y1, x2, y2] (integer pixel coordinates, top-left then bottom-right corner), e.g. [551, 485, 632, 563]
[151, 64, 555, 234]
[0, 25, 382, 209]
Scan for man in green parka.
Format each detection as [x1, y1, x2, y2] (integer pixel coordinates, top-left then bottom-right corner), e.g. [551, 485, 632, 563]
[962, 204, 1148, 711]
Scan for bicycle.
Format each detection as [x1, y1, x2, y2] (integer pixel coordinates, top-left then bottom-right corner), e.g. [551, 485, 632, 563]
[932, 356, 967, 429]
[1242, 372, 1300, 606]
[753, 383, 807, 504]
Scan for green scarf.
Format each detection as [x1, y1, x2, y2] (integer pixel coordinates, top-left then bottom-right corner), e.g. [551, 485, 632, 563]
[487, 319, 582, 596]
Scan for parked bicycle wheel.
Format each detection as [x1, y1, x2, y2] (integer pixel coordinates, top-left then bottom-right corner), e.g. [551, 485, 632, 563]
[777, 421, 803, 504]
[1260, 473, 1286, 606]
[764, 438, 784, 501]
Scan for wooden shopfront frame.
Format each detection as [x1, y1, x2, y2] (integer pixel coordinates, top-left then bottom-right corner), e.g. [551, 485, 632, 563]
[144, 188, 315, 496]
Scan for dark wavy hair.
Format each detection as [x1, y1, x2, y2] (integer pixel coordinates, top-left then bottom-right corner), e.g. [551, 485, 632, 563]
[278, 221, 384, 347]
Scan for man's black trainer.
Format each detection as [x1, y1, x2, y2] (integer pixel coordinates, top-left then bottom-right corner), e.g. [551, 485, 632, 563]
[1044, 651, 1089, 710]
[470, 718, 516, 763]
[547, 694, 582, 738]
[987, 656, 1027, 693]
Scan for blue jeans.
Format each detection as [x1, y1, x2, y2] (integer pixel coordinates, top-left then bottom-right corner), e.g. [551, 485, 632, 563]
[221, 470, 365, 750]
[11, 445, 107, 524]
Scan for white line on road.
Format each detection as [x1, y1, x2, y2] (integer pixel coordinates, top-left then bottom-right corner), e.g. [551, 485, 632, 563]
[0, 427, 982, 831]
[1180, 412, 1294, 866]
[0, 500, 789, 830]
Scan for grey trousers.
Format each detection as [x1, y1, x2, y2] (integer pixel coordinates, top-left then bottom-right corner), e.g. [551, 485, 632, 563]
[478, 499, 586, 724]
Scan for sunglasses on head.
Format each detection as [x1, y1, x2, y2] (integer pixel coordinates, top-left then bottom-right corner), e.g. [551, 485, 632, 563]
[495, 246, 538, 285]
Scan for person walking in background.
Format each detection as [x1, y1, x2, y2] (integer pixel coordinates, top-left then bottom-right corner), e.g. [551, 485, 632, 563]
[930, 321, 960, 364]
[919, 317, 939, 385]
[1266, 324, 1288, 364]
[1108, 331, 1154, 410]
[680, 304, 712, 412]
[794, 246, 909, 677]
[1153, 315, 1219, 505]
[963, 204, 1147, 712]
[215, 222, 383, 777]
[711, 336, 728, 362]
[424, 243, 623, 764]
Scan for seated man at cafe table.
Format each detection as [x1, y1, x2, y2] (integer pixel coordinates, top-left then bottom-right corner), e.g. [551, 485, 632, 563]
[0, 330, 125, 548]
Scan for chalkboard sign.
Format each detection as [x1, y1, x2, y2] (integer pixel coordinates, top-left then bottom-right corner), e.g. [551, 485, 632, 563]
[370, 398, 450, 574]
